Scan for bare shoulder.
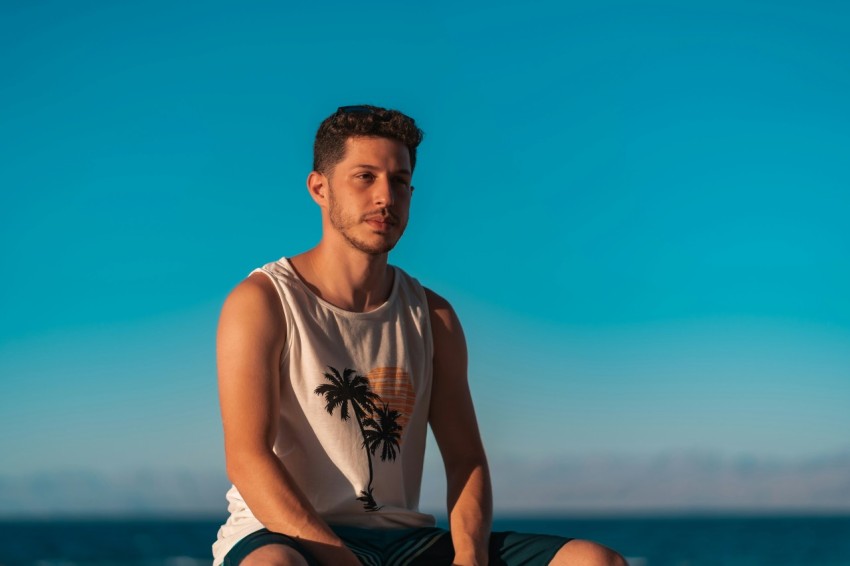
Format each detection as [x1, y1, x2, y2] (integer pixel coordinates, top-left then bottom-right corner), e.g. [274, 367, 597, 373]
[219, 271, 286, 349]
[223, 271, 278, 308]
[424, 287, 458, 327]
[423, 287, 466, 352]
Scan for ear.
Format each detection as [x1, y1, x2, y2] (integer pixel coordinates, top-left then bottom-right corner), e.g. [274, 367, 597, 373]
[306, 171, 329, 207]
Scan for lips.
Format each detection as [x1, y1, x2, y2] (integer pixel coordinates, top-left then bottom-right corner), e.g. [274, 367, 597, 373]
[366, 218, 394, 231]
[364, 213, 397, 231]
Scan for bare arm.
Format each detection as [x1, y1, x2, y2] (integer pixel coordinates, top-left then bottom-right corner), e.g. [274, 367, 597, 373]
[426, 289, 493, 566]
[217, 273, 360, 565]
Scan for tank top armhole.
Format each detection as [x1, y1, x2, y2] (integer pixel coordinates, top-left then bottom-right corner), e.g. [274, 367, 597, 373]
[420, 283, 434, 365]
[250, 267, 294, 365]
[400, 268, 434, 366]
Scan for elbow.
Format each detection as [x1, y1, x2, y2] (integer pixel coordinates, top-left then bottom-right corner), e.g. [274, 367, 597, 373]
[225, 457, 242, 485]
[445, 455, 491, 489]
[444, 448, 489, 478]
[224, 454, 244, 486]
[224, 444, 275, 486]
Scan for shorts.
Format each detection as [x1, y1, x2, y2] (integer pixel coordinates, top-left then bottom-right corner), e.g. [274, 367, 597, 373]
[222, 525, 572, 566]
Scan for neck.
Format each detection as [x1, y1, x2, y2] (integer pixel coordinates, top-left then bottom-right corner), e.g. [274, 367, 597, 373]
[290, 241, 393, 313]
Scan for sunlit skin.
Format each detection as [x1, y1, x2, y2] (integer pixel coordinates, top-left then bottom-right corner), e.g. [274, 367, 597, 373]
[325, 139, 412, 256]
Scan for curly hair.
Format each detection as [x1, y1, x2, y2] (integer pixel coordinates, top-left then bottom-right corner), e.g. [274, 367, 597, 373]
[313, 105, 424, 175]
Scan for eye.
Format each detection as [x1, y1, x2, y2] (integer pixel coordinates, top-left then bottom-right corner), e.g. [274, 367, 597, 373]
[355, 172, 375, 182]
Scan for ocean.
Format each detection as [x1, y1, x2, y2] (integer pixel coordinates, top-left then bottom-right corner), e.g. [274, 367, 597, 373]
[1, 515, 849, 565]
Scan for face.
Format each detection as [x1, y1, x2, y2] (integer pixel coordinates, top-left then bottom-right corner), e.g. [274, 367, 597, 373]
[324, 136, 413, 256]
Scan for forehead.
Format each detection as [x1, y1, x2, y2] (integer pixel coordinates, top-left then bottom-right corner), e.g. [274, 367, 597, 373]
[340, 136, 411, 171]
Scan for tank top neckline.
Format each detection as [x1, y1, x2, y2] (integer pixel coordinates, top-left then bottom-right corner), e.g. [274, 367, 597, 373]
[278, 257, 400, 319]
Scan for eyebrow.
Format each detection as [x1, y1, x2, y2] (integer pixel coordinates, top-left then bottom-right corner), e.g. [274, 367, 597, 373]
[351, 164, 412, 176]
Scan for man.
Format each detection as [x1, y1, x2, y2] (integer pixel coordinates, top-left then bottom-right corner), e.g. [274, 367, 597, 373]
[212, 105, 626, 565]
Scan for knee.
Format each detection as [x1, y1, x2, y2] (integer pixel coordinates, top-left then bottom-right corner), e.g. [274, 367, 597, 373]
[240, 543, 310, 566]
[553, 539, 628, 566]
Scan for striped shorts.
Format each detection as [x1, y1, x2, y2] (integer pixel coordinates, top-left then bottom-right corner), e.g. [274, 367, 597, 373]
[222, 525, 571, 566]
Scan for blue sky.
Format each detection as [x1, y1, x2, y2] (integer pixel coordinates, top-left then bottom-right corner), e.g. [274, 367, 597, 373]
[1, 1, 849, 513]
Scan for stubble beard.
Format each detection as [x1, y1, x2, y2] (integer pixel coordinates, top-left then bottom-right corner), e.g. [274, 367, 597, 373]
[327, 185, 405, 256]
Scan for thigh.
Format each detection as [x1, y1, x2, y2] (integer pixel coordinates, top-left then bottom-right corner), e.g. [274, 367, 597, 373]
[408, 529, 571, 566]
[223, 528, 319, 566]
[488, 531, 573, 566]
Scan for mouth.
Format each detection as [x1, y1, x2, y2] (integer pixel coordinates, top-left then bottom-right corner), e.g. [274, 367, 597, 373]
[364, 214, 397, 232]
[365, 218, 394, 231]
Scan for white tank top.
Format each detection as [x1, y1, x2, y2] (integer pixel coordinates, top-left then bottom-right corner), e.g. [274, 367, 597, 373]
[212, 258, 436, 564]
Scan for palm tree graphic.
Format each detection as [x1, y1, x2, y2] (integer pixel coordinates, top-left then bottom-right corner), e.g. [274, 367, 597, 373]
[363, 403, 402, 462]
[314, 365, 397, 511]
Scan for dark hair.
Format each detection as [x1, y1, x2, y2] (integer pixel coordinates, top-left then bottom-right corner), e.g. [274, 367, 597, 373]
[313, 105, 424, 174]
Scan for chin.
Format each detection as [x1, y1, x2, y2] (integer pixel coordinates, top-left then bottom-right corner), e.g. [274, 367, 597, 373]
[345, 235, 399, 256]
[366, 241, 398, 255]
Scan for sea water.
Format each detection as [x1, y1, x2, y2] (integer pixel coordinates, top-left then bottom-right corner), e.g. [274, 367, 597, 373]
[1, 515, 849, 565]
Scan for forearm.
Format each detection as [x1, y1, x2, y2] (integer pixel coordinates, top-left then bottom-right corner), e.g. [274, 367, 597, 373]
[228, 449, 360, 565]
[446, 460, 493, 565]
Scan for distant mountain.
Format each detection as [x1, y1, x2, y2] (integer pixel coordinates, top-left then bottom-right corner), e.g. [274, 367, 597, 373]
[3, 448, 850, 517]
[423, 448, 850, 515]
[0, 469, 230, 517]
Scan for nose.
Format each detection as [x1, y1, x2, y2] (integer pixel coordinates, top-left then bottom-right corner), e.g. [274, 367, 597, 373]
[372, 176, 394, 208]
